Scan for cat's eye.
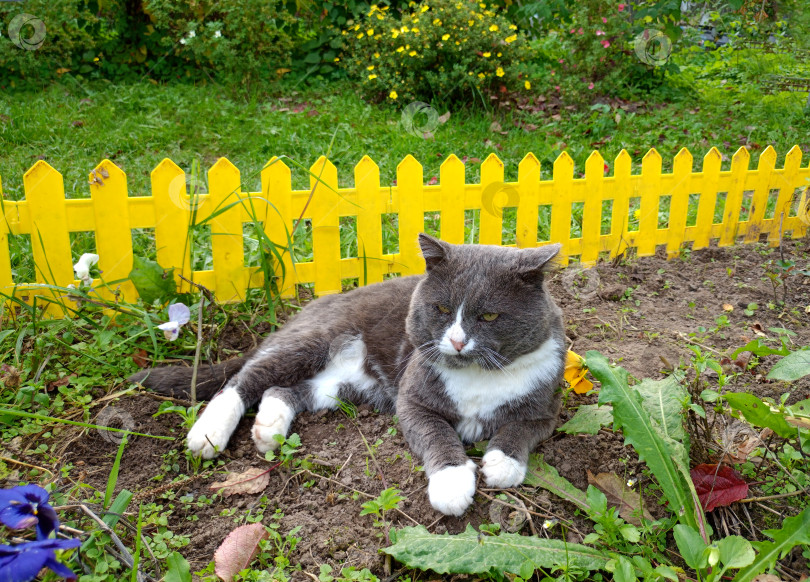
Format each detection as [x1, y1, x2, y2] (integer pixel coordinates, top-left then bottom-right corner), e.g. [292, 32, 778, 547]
[481, 313, 499, 322]
[437, 304, 451, 314]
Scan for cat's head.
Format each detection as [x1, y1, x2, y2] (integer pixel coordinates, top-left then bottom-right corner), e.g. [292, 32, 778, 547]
[406, 233, 564, 371]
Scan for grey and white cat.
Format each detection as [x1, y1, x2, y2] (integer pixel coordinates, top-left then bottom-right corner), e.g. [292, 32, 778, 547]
[131, 234, 566, 516]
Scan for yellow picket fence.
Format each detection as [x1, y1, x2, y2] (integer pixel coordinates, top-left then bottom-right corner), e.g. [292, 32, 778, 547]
[0, 146, 808, 310]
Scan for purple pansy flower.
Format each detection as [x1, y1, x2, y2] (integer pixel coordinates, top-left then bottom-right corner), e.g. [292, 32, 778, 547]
[0, 485, 59, 540]
[0, 538, 81, 582]
[158, 303, 190, 341]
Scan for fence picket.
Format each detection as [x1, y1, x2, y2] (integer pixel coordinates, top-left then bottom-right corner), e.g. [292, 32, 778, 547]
[209, 158, 247, 302]
[355, 156, 385, 285]
[260, 158, 294, 298]
[516, 153, 540, 249]
[439, 155, 465, 245]
[693, 148, 723, 250]
[581, 151, 605, 264]
[551, 152, 574, 265]
[638, 149, 662, 257]
[151, 159, 193, 292]
[609, 150, 633, 258]
[0, 176, 11, 295]
[743, 146, 776, 244]
[480, 154, 505, 246]
[667, 149, 693, 258]
[719, 147, 751, 247]
[397, 155, 424, 275]
[310, 157, 341, 295]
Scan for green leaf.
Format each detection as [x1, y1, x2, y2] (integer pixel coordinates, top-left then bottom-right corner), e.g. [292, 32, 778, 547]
[673, 524, 708, 570]
[733, 507, 810, 582]
[558, 404, 613, 435]
[382, 525, 611, 576]
[767, 349, 810, 382]
[164, 551, 192, 582]
[732, 339, 789, 359]
[635, 373, 689, 444]
[129, 256, 176, 305]
[588, 351, 704, 537]
[718, 535, 754, 569]
[723, 393, 797, 439]
[610, 556, 638, 582]
[524, 455, 588, 510]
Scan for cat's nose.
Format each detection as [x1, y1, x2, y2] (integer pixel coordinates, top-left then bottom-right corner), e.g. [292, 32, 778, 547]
[450, 338, 466, 352]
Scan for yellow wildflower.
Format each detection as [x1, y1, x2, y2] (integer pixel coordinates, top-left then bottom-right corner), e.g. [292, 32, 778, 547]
[505, 34, 518, 43]
[483, 52, 491, 57]
[496, 67, 504, 77]
[389, 90, 398, 99]
[334, 57, 340, 62]
[409, 50, 417, 56]
[374, 52, 380, 58]
[401, 25, 409, 33]
[356, 33, 364, 39]
[392, 29, 399, 38]
[564, 351, 594, 394]
[367, 65, 374, 70]
[433, 18, 442, 25]
[633, 209, 641, 220]
[368, 74, 377, 80]
[442, 33, 450, 40]
[509, 24, 517, 30]
[468, 19, 474, 26]
[367, 28, 374, 36]
[421, 4, 430, 11]
[396, 46, 405, 52]
[376, 13, 384, 20]
[411, 27, 420, 33]
[489, 24, 498, 31]
[478, 72, 485, 78]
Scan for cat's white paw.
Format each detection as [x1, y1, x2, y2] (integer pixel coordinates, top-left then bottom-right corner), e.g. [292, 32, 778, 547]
[481, 449, 526, 488]
[252, 394, 294, 454]
[428, 460, 477, 516]
[186, 387, 245, 459]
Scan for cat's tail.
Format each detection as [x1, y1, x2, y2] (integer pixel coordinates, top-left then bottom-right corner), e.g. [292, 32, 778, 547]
[128, 353, 252, 400]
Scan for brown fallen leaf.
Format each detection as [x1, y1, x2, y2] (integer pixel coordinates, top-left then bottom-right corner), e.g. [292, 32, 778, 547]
[437, 111, 451, 124]
[210, 467, 271, 497]
[131, 349, 149, 369]
[723, 303, 734, 312]
[752, 575, 783, 582]
[587, 470, 653, 526]
[489, 121, 502, 133]
[214, 523, 269, 582]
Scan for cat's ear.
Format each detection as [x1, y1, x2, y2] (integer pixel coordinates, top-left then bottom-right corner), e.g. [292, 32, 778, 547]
[518, 243, 562, 285]
[418, 233, 450, 271]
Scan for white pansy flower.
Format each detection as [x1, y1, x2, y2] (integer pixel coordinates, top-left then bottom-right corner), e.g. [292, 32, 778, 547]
[158, 303, 190, 341]
[542, 519, 557, 529]
[73, 253, 99, 286]
[627, 478, 636, 487]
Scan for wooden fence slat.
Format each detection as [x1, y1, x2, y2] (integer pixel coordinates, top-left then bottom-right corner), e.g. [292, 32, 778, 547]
[152, 159, 193, 293]
[0, 175, 11, 294]
[209, 158, 247, 302]
[260, 157, 295, 298]
[608, 150, 632, 258]
[719, 147, 751, 247]
[638, 149, 662, 257]
[551, 152, 574, 265]
[743, 146, 776, 244]
[667, 148, 693, 258]
[439, 154, 465, 245]
[397, 155, 424, 275]
[90, 160, 136, 303]
[771, 145, 804, 243]
[516, 153, 540, 248]
[24, 162, 72, 315]
[480, 154, 506, 246]
[693, 148, 723, 250]
[309, 156, 341, 295]
[581, 151, 604, 264]
[355, 155, 385, 285]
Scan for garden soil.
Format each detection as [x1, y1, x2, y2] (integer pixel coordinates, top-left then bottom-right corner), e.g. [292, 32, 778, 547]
[13, 239, 810, 579]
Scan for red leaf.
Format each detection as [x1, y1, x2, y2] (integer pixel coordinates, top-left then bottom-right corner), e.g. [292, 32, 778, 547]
[214, 523, 269, 582]
[691, 464, 748, 512]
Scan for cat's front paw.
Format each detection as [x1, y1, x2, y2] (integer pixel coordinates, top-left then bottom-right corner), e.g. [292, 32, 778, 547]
[187, 419, 230, 459]
[252, 395, 295, 454]
[428, 460, 477, 516]
[481, 449, 526, 488]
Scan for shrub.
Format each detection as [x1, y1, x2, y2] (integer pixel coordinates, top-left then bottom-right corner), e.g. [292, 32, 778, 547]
[141, 0, 297, 88]
[340, 0, 531, 105]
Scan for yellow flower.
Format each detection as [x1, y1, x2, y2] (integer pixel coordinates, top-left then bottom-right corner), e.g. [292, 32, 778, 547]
[421, 4, 430, 11]
[409, 50, 417, 56]
[334, 57, 340, 62]
[367, 28, 374, 36]
[411, 27, 420, 33]
[468, 19, 474, 26]
[564, 351, 594, 394]
[505, 34, 518, 43]
[633, 209, 641, 220]
[367, 65, 374, 70]
[376, 13, 384, 20]
[497, 52, 502, 57]
[356, 33, 364, 39]
[392, 29, 399, 38]
[368, 74, 377, 79]
[401, 25, 409, 33]
[478, 72, 485, 78]
[396, 46, 405, 52]
[496, 67, 504, 77]
[433, 18, 442, 25]
[489, 24, 498, 32]
[483, 51, 491, 57]
[389, 90, 398, 99]
[354, 24, 360, 31]
[374, 52, 380, 58]
[442, 33, 450, 40]
[368, 4, 378, 14]
[509, 24, 517, 30]
[524, 80, 531, 89]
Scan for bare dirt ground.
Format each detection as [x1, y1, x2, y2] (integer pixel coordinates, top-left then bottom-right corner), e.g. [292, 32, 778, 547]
[8, 238, 810, 579]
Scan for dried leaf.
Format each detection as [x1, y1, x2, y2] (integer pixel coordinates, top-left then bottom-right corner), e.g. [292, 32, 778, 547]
[131, 349, 149, 369]
[690, 464, 748, 512]
[437, 111, 451, 124]
[210, 467, 270, 497]
[214, 523, 269, 582]
[489, 121, 502, 133]
[586, 471, 653, 526]
[723, 303, 734, 312]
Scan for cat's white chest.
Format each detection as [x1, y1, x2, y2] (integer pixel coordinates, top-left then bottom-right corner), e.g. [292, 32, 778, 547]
[434, 337, 561, 442]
